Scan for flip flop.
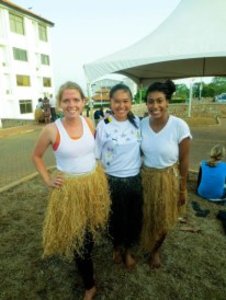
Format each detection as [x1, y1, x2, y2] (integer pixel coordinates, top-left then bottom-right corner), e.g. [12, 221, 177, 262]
[191, 201, 210, 217]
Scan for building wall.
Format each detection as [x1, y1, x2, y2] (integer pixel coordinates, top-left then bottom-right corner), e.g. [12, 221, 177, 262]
[0, 2, 54, 124]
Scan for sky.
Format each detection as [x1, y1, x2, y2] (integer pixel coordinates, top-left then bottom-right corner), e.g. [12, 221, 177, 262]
[12, 0, 203, 92]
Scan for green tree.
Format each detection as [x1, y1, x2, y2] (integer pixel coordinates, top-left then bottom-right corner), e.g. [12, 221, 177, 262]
[211, 77, 226, 95]
[134, 88, 147, 103]
[192, 83, 200, 98]
[172, 84, 189, 103]
[202, 83, 215, 97]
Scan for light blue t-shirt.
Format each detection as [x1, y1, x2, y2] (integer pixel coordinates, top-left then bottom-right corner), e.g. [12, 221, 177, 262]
[197, 160, 226, 200]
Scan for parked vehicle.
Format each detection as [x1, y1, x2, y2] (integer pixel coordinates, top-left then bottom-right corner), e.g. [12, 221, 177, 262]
[214, 93, 226, 103]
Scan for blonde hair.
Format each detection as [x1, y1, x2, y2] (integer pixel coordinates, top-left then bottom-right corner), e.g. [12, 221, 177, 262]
[56, 81, 85, 109]
[207, 144, 226, 167]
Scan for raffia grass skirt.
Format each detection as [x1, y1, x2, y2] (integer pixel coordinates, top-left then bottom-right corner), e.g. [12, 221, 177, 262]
[43, 164, 111, 258]
[141, 164, 185, 251]
[34, 108, 44, 122]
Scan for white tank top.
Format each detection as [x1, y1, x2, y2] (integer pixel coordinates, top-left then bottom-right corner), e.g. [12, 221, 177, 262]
[54, 117, 96, 174]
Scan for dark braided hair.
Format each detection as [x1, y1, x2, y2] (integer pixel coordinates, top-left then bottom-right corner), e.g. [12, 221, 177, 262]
[145, 79, 176, 102]
[109, 83, 138, 128]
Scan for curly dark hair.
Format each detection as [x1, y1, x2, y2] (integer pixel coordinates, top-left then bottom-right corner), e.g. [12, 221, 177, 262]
[145, 80, 176, 102]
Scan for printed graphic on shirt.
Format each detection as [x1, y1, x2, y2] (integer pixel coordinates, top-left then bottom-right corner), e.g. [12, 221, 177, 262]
[102, 125, 141, 166]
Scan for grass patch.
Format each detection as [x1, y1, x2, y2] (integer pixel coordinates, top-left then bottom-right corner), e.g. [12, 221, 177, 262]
[0, 178, 226, 299]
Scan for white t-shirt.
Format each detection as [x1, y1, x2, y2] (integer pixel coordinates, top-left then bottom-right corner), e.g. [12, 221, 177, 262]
[49, 97, 56, 108]
[141, 115, 192, 169]
[95, 116, 142, 177]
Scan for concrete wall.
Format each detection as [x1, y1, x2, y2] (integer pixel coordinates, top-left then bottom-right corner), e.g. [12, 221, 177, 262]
[2, 102, 226, 128]
[1, 118, 34, 128]
[132, 102, 226, 118]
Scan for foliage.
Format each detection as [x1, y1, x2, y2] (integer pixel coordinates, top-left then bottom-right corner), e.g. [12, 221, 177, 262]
[135, 84, 189, 104]
[192, 83, 202, 98]
[175, 84, 189, 100]
[202, 83, 215, 98]
[170, 97, 186, 104]
[211, 77, 226, 96]
[192, 77, 226, 98]
[133, 77, 226, 103]
[134, 88, 147, 103]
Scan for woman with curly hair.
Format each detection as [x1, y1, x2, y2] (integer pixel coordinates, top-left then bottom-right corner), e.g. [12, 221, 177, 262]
[140, 80, 192, 268]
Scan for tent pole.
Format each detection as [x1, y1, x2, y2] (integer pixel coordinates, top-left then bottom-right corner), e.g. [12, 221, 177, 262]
[199, 78, 203, 101]
[87, 82, 94, 120]
[188, 79, 193, 117]
[139, 83, 143, 104]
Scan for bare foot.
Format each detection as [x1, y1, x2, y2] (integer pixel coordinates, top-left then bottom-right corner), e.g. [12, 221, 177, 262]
[83, 286, 97, 300]
[113, 248, 123, 264]
[148, 251, 161, 269]
[125, 251, 136, 270]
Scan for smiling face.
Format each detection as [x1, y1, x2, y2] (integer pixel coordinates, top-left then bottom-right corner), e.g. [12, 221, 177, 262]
[146, 91, 169, 120]
[59, 88, 85, 119]
[110, 89, 132, 121]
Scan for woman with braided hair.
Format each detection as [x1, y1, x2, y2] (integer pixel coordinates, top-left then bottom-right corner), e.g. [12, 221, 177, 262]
[95, 83, 143, 270]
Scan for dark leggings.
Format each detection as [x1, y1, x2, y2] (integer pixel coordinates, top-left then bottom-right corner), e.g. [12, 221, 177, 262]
[74, 232, 95, 290]
[108, 174, 143, 249]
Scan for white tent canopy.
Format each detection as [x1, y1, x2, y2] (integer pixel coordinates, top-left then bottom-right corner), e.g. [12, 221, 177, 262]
[84, 0, 226, 85]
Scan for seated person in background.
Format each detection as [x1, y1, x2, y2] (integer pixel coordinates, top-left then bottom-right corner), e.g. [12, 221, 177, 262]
[197, 144, 226, 201]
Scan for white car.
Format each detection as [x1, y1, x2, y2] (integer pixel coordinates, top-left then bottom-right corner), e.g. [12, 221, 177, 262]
[215, 93, 226, 103]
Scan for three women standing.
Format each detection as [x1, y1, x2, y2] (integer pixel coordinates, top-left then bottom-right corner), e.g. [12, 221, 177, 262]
[140, 80, 192, 268]
[33, 78, 191, 299]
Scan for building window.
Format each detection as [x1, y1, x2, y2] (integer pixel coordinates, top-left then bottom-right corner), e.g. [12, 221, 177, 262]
[43, 77, 51, 87]
[13, 48, 28, 61]
[41, 54, 50, 65]
[16, 75, 30, 86]
[9, 13, 25, 35]
[38, 24, 47, 41]
[19, 100, 32, 114]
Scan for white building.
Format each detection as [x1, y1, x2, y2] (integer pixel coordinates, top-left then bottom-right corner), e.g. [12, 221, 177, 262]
[0, 0, 54, 127]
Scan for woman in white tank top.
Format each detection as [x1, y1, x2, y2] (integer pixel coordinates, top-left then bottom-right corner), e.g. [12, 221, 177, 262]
[32, 81, 110, 300]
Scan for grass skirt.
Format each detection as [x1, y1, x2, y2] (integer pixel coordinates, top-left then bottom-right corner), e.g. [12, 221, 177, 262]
[141, 164, 184, 251]
[34, 108, 44, 122]
[43, 164, 111, 258]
